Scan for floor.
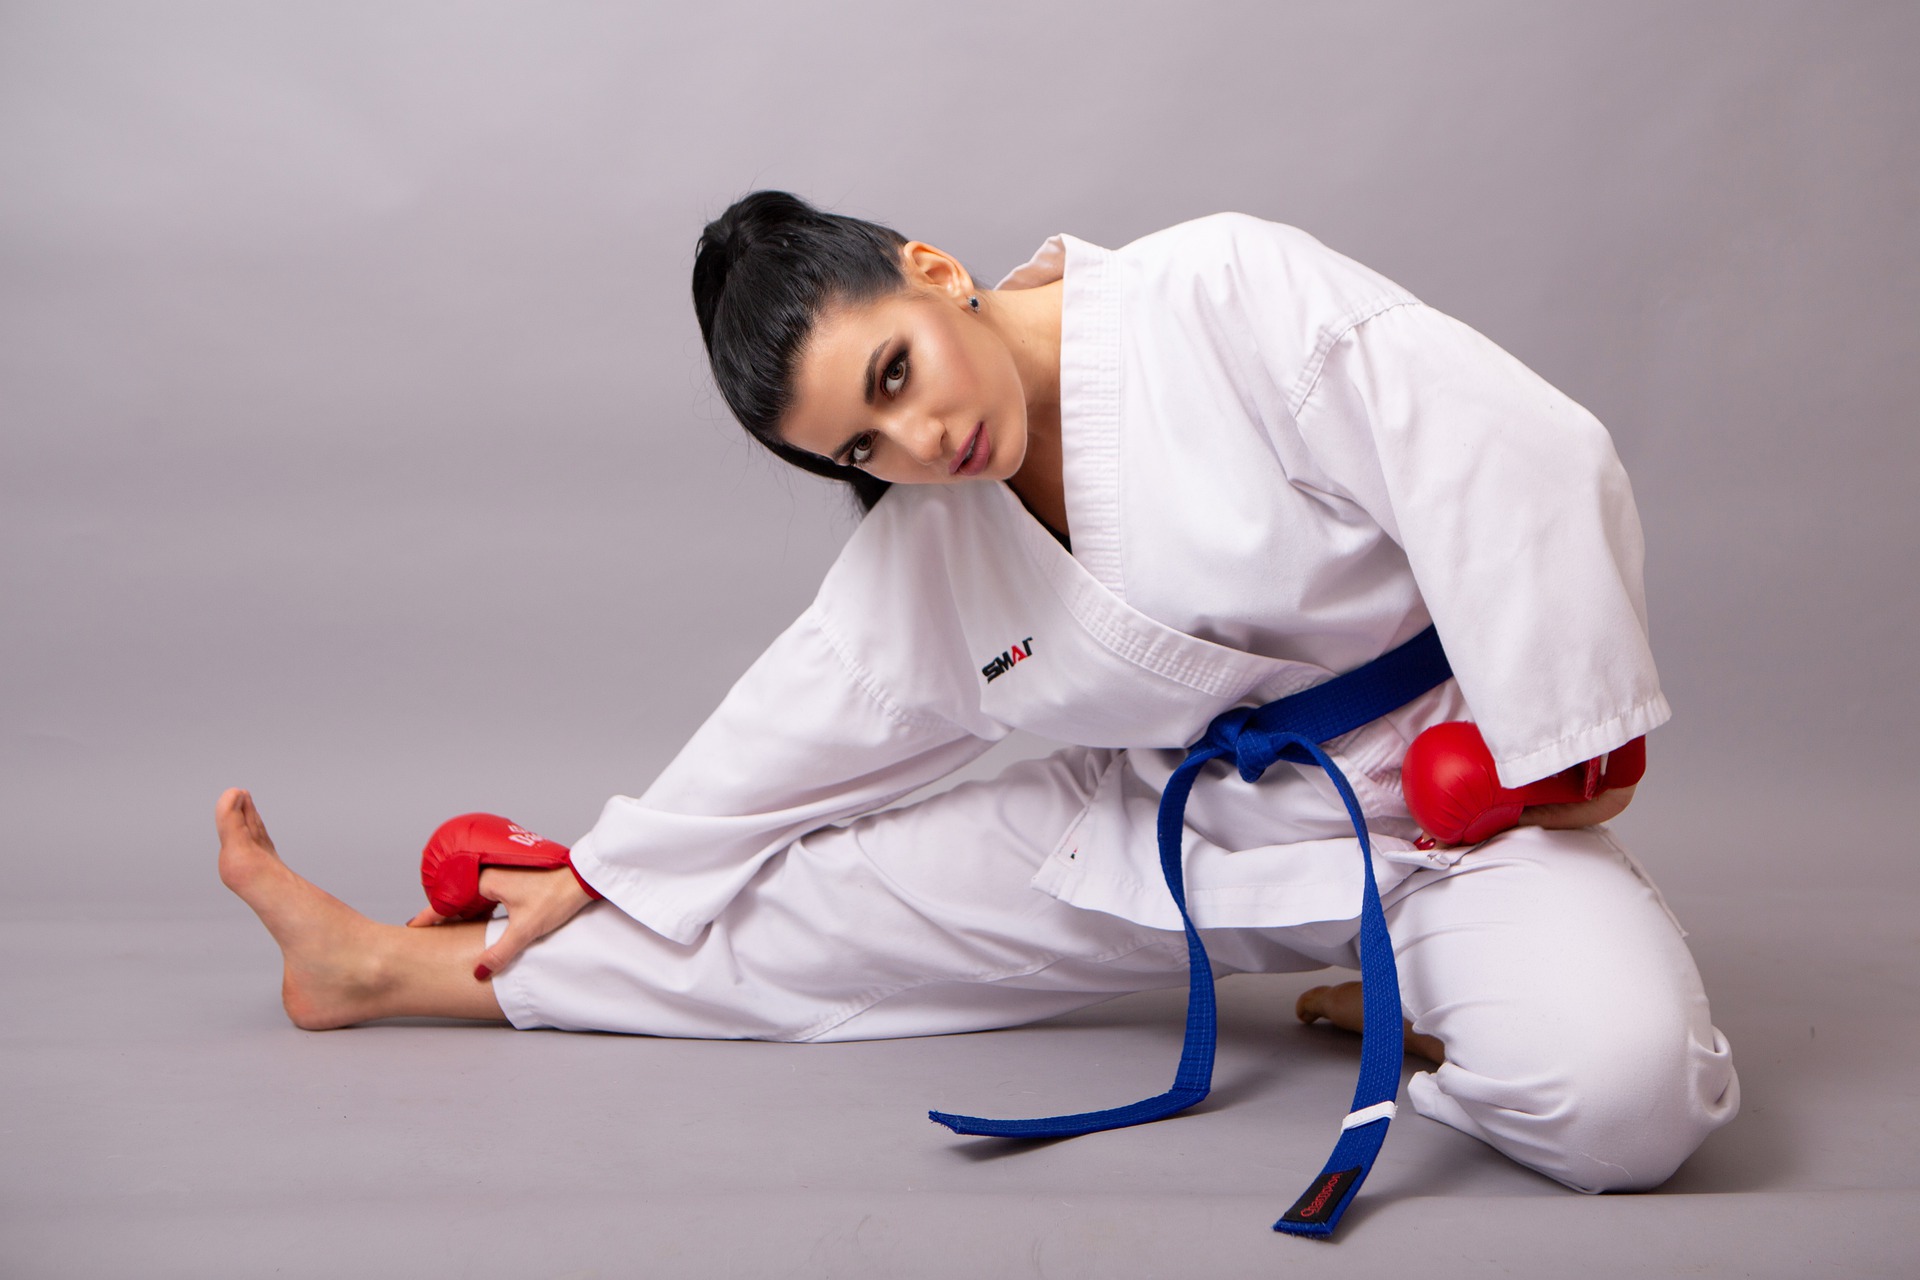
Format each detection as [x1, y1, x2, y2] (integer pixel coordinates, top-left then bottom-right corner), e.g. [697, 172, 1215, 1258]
[7, 898, 1912, 1274]
[4, 777, 1916, 1278]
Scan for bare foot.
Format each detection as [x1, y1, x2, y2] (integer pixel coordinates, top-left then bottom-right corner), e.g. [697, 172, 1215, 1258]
[1296, 980, 1447, 1065]
[216, 788, 402, 1029]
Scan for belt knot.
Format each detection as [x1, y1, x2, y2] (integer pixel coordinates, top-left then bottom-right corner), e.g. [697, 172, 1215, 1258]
[1201, 705, 1286, 783]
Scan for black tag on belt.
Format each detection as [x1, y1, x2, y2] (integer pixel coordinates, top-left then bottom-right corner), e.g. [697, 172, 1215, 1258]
[1279, 1166, 1362, 1227]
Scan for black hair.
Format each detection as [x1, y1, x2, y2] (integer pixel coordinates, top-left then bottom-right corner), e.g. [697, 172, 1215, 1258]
[692, 190, 909, 512]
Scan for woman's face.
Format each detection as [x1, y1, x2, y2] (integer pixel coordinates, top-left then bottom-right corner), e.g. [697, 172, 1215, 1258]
[778, 259, 1029, 486]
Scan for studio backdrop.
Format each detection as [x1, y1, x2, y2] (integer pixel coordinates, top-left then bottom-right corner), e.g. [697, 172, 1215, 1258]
[1, 0, 1915, 917]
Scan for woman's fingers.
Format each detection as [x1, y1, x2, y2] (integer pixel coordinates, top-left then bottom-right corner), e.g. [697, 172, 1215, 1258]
[470, 866, 593, 982]
[406, 907, 449, 927]
[473, 918, 526, 982]
[1516, 782, 1637, 831]
[472, 902, 558, 979]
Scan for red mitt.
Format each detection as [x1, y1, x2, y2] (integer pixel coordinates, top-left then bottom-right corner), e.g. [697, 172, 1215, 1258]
[419, 812, 602, 922]
[1401, 722, 1645, 846]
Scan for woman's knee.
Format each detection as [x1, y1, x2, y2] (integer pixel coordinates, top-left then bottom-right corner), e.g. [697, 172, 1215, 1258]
[1392, 826, 1739, 1190]
[1550, 1016, 1739, 1190]
[1417, 1008, 1740, 1192]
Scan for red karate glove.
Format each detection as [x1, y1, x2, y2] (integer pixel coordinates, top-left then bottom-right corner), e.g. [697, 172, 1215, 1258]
[1401, 722, 1645, 847]
[418, 812, 602, 923]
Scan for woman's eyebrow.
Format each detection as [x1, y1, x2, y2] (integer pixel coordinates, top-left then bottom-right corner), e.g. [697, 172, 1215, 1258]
[820, 338, 895, 461]
[861, 339, 890, 404]
[826, 430, 862, 463]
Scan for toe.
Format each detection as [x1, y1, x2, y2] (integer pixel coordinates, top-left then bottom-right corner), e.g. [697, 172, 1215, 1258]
[216, 788, 275, 853]
[215, 789, 249, 842]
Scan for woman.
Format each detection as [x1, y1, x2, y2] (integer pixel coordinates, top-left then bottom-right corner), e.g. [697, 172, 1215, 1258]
[217, 191, 1738, 1215]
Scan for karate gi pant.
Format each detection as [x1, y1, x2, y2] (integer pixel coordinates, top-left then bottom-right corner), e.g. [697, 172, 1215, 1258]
[491, 747, 1740, 1194]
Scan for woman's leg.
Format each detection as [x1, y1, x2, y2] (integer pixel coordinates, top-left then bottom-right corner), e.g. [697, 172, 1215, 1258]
[487, 746, 1344, 1042]
[487, 748, 1185, 1040]
[216, 788, 505, 1027]
[1379, 823, 1739, 1191]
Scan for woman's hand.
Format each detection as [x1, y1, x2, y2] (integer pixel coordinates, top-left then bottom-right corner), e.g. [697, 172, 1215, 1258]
[407, 865, 595, 980]
[1515, 781, 1636, 831]
[1417, 783, 1637, 850]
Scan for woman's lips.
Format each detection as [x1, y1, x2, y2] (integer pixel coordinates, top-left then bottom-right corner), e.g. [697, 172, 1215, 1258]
[953, 422, 991, 476]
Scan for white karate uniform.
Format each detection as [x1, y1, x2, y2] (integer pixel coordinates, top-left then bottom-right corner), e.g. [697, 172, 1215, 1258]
[493, 215, 1739, 1192]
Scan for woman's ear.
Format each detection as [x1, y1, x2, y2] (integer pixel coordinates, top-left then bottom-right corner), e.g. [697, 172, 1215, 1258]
[900, 241, 974, 301]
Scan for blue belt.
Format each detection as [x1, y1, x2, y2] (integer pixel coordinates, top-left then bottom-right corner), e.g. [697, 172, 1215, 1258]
[930, 624, 1453, 1238]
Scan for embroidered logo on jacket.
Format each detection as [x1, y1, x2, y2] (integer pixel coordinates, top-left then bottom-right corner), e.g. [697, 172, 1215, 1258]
[980, 636, 1036, 683]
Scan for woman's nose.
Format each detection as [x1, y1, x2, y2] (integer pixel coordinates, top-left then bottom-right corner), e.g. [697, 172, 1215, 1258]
[903, 417, 947, 468]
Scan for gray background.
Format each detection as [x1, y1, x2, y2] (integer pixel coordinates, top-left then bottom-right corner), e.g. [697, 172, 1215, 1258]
[3, 2, 1916, 1276]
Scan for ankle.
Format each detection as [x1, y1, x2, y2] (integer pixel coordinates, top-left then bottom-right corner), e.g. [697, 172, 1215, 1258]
[280, 923, 402, 1029]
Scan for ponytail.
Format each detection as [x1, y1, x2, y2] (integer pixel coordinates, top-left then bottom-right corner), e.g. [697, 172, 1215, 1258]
[692, 191, 908, 512]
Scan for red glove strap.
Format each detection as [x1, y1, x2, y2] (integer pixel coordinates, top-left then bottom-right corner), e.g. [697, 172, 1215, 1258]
[568, 860, 603, 901]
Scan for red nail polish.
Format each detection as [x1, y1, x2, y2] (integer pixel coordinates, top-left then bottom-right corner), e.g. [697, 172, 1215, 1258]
[474, 964, 492, 981]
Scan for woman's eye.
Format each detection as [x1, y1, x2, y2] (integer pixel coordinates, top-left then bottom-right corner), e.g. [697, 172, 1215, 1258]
[881, 355, 908, 397]
[848, 433, 875, 465]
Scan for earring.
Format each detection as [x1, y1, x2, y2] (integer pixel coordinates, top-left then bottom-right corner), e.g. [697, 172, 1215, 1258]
[968, 295, 980, 312]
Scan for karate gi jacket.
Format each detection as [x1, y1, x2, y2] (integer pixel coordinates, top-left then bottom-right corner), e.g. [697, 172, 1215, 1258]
[571, 214, 1669, 945]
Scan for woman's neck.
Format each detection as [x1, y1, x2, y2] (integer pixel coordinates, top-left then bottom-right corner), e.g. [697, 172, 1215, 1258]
[987, 278, 1065, 415]
[986, 278, 1068, 542]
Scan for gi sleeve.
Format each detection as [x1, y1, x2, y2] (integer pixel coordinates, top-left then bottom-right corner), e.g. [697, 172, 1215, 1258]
[567, 601, 994, 944]
[1287, 301, 1670, 788]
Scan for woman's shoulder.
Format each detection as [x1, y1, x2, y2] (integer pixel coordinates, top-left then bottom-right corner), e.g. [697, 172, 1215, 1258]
[1115, 213, 1419, 316]
[1122, 211, 1321, 256]
[804, 483, 1046, 732]
[814, 485, 998, 625]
